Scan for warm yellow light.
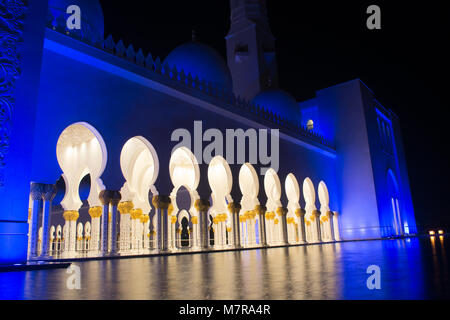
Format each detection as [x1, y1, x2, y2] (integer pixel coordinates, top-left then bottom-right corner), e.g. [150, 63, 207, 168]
[429, 231, 435, 235]
[438, 230, 444, 235]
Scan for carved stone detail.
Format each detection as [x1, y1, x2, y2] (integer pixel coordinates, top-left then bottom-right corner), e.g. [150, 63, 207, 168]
[0, 0, 28, 187]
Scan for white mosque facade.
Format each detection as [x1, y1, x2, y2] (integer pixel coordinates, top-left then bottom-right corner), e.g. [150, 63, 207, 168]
[0, 0, 416, 264]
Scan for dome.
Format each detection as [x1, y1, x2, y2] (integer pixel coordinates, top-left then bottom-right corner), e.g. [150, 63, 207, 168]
[164, 41, 233, 91]
[251, 89, 301, 122]
[49, 0, 104, 40]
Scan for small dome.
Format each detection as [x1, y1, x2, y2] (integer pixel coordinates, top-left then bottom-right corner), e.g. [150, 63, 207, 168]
[164, 41, 233, 91]
[252, 89, 300, 122]
[49, 0, 104, 40]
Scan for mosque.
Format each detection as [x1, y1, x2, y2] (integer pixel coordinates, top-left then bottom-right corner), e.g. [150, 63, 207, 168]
[0, 0, 416, 264]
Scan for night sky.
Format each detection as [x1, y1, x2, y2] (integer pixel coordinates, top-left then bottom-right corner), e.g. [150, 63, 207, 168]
[99, 1, 450, 232]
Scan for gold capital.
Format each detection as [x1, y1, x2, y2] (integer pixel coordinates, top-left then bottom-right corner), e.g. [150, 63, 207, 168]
[118, 201, 134, 214]
[63, 210, 79, 221]
[89, 206, 102, 218]
[152, 195, 171, 210]
[131, 208, 143, 220]
[254, 205, 267, 215]
[295, 208, 306, 217]
[276, 207, 288, 216]
[227, 202, 241, 214]
[194, 199, 210, 212]
[140, 215, 150, 224]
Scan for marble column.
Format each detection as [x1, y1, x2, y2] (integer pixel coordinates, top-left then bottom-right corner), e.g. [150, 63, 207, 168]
[295, 208, 307, 243]
[152, 195, 171, 252]
[109, 192, 121, 254]
[333, 211, 341, 241]
[312, 210, 322, 243]
[88, 206, 102, 251]
[40, 184, 56, 257]
[62, 210, 79, 254]
[99, 190, 110, 255]
[28, 183, 45, 259]
[255, 205, 267, 246]
[170, 215, 177, 249]
[195, 199, 211, 250]
[228, 202, 241, 248]
[325, 211, 335, 241]
[191, 216, 199, 248]
[141, 215, 150, 249]
[277, 207, 289, 245]
[130, 209, 142, 250]
[118, 201, 133, 252]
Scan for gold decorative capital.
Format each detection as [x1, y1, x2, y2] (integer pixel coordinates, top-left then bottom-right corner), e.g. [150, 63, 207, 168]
[312, 210, 321, 217]
[140, 215, 150, 224]
[152, 195, 171, 210]
[265, 211, 275, 220]
[254, 205, 267, 215]
[171, 215, 177, 224]
[118, 201, 134, 214]
[295, 208, 306, 217]
[168, 203, 174, 215]
[227, 202, 241, 214]
[194, 199, 210, 212]
[191, 216, 198, 224]
[131, 208, 143, 220]
[276, 207, 288, 216]
[63, 210, 79, 221]
[89, 206, 102, 218]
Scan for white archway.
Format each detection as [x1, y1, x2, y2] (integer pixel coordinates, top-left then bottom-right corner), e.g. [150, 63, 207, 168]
[285, 173, 301, 244]
[303, 177, 319, 242]
[56, 122, 107, 254]
[120, 136, 159, 252]
[169, 147, 200, 248]
[56, 122, 107, 211]
[120, 136, 159, 213]
[318, 181, 334, 241]
[239, 163, 260, 246]
[208, 156, 233, 248]
[264, 169, 282, 245]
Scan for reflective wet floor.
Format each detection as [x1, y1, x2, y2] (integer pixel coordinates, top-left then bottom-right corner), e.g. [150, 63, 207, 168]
[1, 236, 449, 299]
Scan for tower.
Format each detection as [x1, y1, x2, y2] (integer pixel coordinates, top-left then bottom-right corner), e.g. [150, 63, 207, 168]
[226, 0, 278, 100]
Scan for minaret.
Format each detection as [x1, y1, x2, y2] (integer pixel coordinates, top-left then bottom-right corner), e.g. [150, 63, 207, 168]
[226, 0, 278, 100]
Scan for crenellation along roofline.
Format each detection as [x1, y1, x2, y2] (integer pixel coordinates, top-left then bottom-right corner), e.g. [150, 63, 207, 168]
[42, 28, 336, 158]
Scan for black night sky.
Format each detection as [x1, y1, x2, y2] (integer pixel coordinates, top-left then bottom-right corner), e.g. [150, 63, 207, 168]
[99, 1, 450, 232]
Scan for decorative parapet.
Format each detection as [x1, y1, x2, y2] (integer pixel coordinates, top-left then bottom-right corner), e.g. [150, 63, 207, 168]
[0, 0, 28, 187]
[44, 18, 335, 150]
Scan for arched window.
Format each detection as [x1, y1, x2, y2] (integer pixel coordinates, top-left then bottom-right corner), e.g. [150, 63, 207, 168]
[307, 119, 314, 130]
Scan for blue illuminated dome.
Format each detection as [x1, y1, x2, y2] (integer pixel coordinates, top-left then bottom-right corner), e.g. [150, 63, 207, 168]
[252, 89, 301, 122]
[49, 0, 104, 40]
[164, 41, 233, 91]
